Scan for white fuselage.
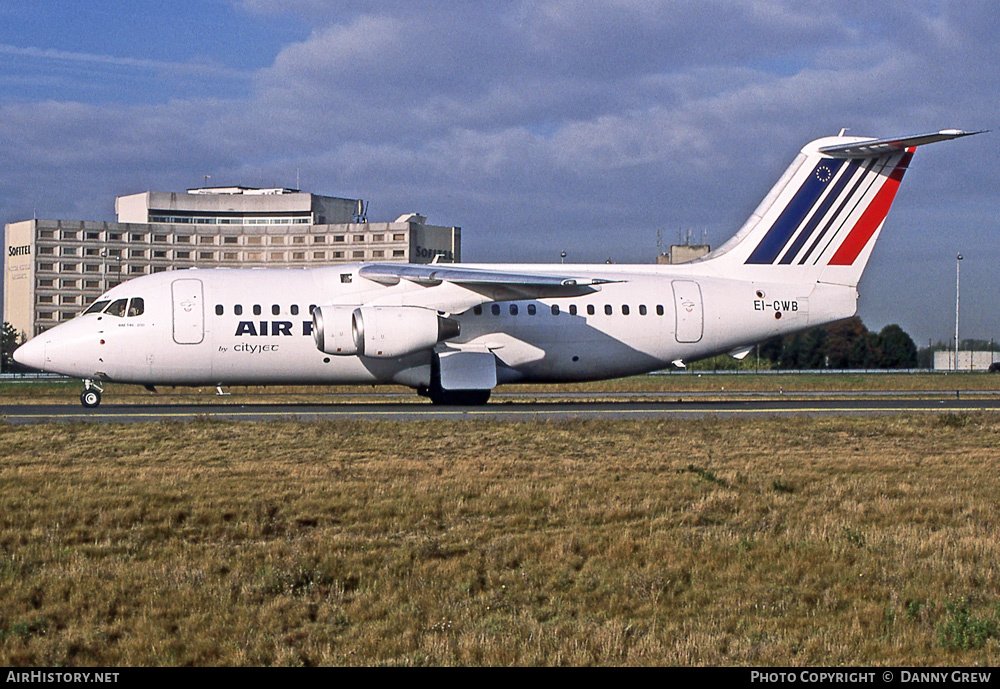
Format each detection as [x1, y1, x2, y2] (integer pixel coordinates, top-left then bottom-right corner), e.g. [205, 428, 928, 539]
[17, 262, 857, 389]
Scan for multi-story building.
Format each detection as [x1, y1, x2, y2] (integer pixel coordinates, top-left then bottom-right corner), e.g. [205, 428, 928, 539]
[4, 187, 461, 338]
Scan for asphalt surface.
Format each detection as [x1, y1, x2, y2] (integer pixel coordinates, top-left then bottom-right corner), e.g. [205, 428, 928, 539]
[3, 396, 1000, 424]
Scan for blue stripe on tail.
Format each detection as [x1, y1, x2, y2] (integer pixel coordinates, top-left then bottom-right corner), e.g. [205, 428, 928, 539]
[745, 160, 845, 265]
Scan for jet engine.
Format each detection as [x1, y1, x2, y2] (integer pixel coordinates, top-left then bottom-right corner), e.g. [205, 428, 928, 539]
[313, 305, 460, 358]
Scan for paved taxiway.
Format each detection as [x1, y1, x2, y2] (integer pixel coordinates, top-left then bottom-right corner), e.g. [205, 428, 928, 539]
[3, 396, 1000, 424]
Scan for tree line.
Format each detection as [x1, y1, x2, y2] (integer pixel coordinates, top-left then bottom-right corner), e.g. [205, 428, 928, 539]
[689, 317, 920, 371]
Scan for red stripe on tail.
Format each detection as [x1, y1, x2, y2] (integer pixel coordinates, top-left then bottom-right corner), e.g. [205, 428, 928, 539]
[828, 150, 914, 266]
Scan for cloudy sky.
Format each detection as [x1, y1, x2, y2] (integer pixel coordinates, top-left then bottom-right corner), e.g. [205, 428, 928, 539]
[1, 0, 997, 346]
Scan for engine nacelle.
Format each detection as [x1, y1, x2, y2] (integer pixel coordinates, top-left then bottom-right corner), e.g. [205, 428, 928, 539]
[312, 305, 360, 355]
[313, 305, 460, 358]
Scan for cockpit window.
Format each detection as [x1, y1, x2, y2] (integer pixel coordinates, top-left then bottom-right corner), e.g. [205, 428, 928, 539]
[127, 298, 144, 317]
[84, 299, 110, 315]
[105, 298, 129, 318]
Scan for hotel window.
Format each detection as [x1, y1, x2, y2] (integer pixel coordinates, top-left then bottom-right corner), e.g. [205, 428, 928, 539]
[393, 233, 405, 241]
[176, 251, 191, 259]
[175, 235, 191, 243]
[61, 247, 78, 256]
[372, 234, 384, 242]
[292, 252, 305, 260]
[292, 236, 305, 244]
[247, 237, 263, 245]
[333, 251, 344, 258]
[86, 232, 101, 240]
[352, 250, 364, 258]
[312, 251, 325, 259]
[199, 251, 215, 260]
[154, 234, 168, 242]
[392, 250, 405, 257]
[269, 252, 285, 260]
[354, 235, 365, 242]
[223, 252, 238, 260]
[61, 263, 79, 272]
[130, 233, 146, 241]
[372, 250, 384, 258]
[129, 249, 145, 258]
[314, 235, 326, 243]
[199, 236, 215, 244]
[270, 236, 285, 245]
[153, 250, 168, 258]
[61, 231, 79, 240]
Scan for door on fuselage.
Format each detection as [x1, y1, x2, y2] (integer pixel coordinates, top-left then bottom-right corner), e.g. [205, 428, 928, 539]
[671, 280, 704, 344]
[171, 278, 205, 345]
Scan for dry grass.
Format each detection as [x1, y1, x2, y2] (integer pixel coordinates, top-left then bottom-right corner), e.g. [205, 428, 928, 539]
[2, 415, 1000, 666]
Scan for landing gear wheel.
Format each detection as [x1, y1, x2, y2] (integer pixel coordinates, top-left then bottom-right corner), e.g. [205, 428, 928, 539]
[80, 389, 102, 408]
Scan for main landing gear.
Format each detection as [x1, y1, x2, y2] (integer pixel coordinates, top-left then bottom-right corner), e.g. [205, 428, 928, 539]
[80, 380, 103, 408]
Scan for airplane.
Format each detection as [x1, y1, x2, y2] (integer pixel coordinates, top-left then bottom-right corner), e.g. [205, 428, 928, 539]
[13, 128, 982, 408]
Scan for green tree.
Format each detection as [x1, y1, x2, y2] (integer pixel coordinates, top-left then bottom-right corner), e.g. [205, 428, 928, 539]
[877, 324, 918, 368]
[2, 322, 26, 373]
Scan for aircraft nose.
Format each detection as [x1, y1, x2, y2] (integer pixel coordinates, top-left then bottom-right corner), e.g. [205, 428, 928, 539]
[13, 337, 46, 371]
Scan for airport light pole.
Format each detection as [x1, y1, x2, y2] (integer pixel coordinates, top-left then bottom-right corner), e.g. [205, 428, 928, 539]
[955, 253, 963, 371]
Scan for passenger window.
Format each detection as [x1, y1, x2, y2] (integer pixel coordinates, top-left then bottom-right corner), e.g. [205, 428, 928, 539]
[527, 304, 536, 315]
[551, 305, 559, 316]
[84, 299, 110, 315]
[291, 305, 299, 316]
[491, 304, 501, 316]
[656, 305, 664, 316]
[253, 305, 261, 316]
[235, 304, 243, 316]
[127, 298, 144, 317]
[473, 305, 483, 316]
[587, 305, 595, 316]
[509, 304, 518, 316]
[215, 305, 224, 316]
[622, 305, 629, 316]
[639, 305, 647, 316]
[272, 304, 280, 316]
[604, 305, 612, 315]
[569, 305, 577, 316]
[105, 298, 128, 318]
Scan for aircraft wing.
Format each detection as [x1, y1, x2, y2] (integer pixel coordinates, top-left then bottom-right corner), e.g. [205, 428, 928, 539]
[818, 129, 986, 158]
[357, 262, 622, 311]
[358, 262, 619, 288]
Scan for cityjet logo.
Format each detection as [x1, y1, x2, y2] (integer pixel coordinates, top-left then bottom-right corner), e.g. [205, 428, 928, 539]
[8, 245, 30, 257]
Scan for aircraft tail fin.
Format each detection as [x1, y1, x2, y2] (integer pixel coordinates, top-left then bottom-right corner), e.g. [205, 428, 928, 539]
[701, 129, 982, 287]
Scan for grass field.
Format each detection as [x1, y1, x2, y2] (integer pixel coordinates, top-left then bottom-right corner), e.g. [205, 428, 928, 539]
[2, 414, 1000, 666]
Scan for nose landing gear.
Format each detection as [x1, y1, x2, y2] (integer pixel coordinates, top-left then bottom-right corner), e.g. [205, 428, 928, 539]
[80, 380, 103, 408]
